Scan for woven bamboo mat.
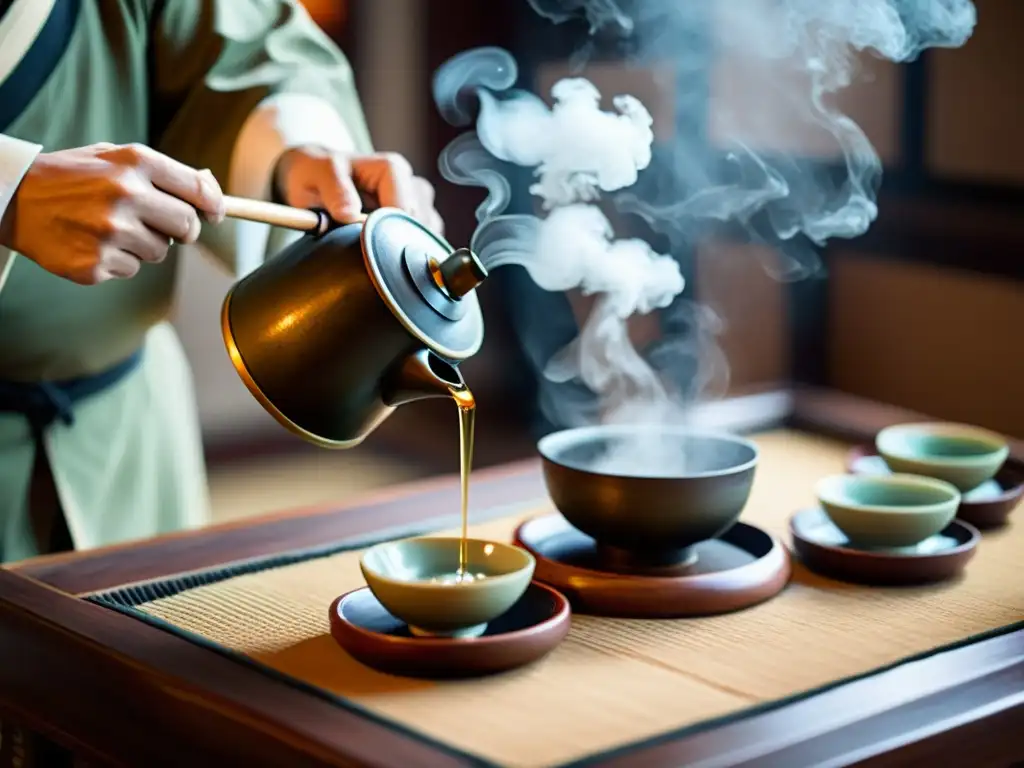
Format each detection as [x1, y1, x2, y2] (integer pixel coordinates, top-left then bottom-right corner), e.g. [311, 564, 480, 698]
[120, 431, 1022, 767]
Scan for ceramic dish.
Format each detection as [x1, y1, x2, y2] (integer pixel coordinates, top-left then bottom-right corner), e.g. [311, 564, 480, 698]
[816, 473, 960, 549]
[329, 582, 571, 678]
[538, 425, 758, 573]
[876, 422, 1009, 492]
[790, 507, 980, 586]
[360, 537, 535, 638]
[847, 445, 1023, 530]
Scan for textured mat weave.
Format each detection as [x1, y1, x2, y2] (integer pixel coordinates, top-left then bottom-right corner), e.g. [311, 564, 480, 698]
[93, 432, 1024, 767]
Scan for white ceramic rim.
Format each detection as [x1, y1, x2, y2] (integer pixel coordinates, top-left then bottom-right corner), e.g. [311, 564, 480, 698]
[877, 422, 1009, 467]
[816, 472, 961, 514]
[536, 424, 760, 480]
[359, 536, 535, 590]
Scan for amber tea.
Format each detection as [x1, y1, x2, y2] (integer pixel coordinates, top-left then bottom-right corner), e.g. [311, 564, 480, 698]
[450, 384, 476, 582]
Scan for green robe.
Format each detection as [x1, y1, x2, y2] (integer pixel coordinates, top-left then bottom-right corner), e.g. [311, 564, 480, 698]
[0, 0, 372, 562]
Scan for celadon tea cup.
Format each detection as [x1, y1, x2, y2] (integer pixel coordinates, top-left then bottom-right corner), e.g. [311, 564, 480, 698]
[360, 537, 535, 638]
[877, 422, 1009, 492]
[816, 473, 961, 549]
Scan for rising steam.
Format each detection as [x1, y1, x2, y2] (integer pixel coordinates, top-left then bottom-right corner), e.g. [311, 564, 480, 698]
[432, 0, 976, 475]
[530, 0, 976, 259]
[433, 48, 684, 436]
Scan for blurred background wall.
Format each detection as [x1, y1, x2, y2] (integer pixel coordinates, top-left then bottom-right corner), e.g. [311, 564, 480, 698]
[171, 0, 1023, 512]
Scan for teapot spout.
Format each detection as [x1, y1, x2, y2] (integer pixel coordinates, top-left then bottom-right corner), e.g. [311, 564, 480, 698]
[382, 349, 466, 408]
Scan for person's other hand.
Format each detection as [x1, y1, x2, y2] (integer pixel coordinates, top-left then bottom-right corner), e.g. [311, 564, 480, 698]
[274, 146, 444, 235]
[0, 143, 225, 285]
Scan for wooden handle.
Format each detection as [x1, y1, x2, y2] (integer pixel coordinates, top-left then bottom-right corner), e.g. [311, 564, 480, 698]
[222, 196, 368, 235]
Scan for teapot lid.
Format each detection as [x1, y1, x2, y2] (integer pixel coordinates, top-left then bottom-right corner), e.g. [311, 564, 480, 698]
[361, 208, 486, 361]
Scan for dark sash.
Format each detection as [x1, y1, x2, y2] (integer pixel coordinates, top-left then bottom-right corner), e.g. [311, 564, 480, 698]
[0, 349, 143, 436]
[0, 0, 81, 133]
[0, 349, 142, 554]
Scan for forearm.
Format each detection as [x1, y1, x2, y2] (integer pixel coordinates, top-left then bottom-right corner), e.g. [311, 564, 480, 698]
[150, 0, 373, 274]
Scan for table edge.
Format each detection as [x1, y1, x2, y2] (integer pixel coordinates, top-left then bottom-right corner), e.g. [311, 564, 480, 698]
[0, 569, 473, 768]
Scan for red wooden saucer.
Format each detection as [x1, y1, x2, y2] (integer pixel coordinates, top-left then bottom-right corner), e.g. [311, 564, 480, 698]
[328, 582, 571, 679]
[514, 514, 790, 618]
[790, 507, 980, 586]
[847, 445, 1023, 529]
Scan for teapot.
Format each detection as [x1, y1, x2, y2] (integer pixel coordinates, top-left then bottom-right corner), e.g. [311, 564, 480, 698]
[219, 197, 487, 448]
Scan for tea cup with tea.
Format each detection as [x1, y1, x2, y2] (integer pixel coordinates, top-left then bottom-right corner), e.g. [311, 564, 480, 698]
[816, 473, 961, 550]
[876, 423, 1009, 492]
[360, 537, 535, 638]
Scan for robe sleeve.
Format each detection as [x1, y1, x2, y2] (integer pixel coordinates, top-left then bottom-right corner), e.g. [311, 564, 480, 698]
[147, 0, 375, 276]
[0, 133, 42, 292]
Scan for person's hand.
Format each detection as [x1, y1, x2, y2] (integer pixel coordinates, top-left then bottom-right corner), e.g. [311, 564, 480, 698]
[274, 145, 444, 235]
[0, 143, 225, 285]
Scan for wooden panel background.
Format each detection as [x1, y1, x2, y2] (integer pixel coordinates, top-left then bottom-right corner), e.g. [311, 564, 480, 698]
[828, 255, 1024, 438]
[928, 0, 1024, 183]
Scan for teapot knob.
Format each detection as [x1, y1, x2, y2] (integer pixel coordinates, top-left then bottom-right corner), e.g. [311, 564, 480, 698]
[437, 248, 488, 299]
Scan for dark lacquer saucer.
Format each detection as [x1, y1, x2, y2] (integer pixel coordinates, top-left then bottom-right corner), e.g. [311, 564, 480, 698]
[847, 445, 1023, 530]
[514, 514, 790, 618]
[328, 582, 571, 679]
[790, 507, 980, 586]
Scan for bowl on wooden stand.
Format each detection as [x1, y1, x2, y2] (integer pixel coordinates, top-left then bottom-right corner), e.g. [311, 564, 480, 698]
[515, 425, 791, 618]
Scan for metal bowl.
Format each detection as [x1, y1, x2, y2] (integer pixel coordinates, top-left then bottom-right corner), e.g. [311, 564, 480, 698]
[537, 425, 759, 573]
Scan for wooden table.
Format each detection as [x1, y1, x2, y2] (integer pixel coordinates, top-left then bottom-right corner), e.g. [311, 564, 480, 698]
[1, 389, 1022, 768]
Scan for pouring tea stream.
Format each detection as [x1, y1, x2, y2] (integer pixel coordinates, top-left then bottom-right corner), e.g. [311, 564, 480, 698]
[219, 197, 486, 581]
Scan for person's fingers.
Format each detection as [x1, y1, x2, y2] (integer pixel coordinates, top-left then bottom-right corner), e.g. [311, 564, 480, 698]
[321, 154, 364, 222]
[195, 168, 226, 223]
[107, 144, 225, 222]
[397, 174, 444, 235]
[412, 176, 436, 209]
[133, 186, 203, 244]
[110, 221, 172, 263]
[410, 176, 444, 233]
[427, 207, 445, 236]
[353, 153, 416, 212]
[95, 246, 141, 281]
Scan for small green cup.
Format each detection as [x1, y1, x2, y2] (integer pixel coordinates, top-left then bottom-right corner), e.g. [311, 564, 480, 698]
[877, 422, 1009, 492]
[816, 473, 961, 549]
[360, 537, 535, 638]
